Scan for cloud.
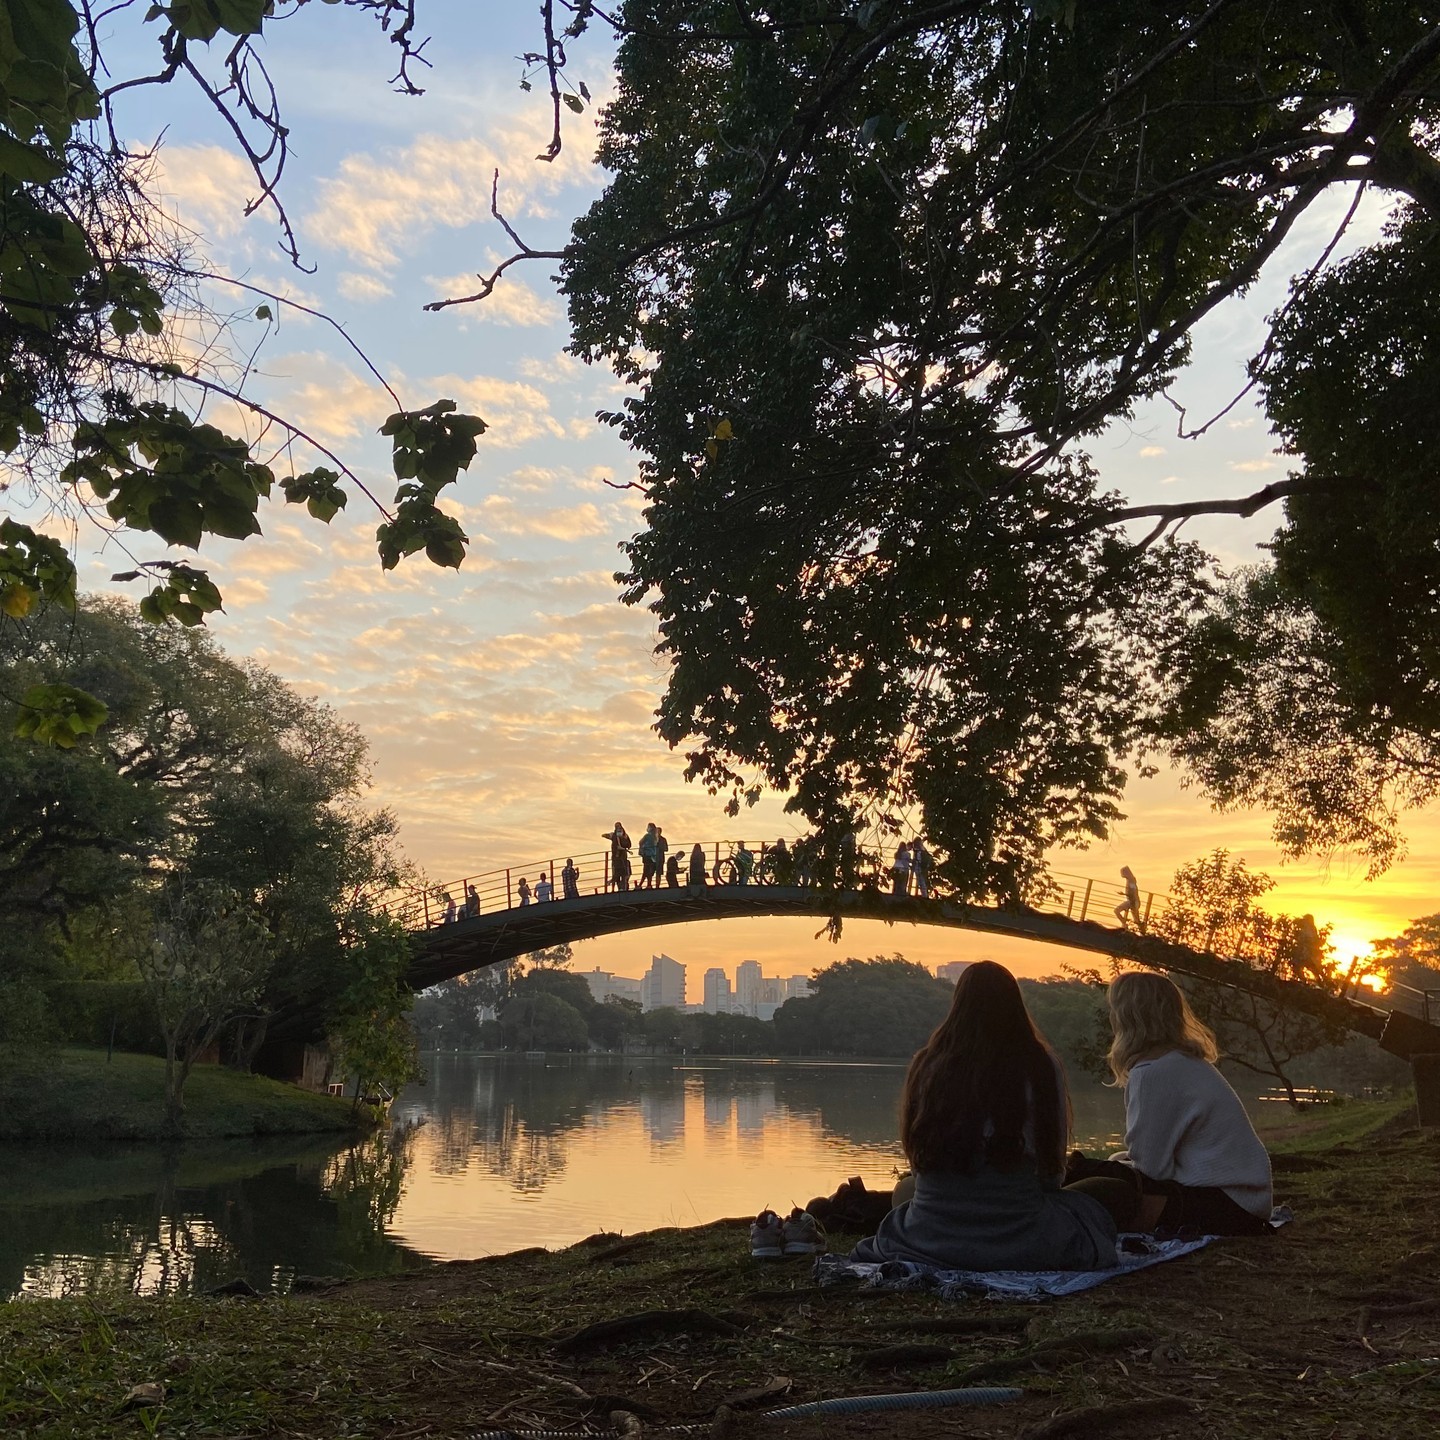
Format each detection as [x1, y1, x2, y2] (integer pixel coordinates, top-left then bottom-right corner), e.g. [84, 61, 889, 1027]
[219, 577, 270, 609]
[1229, 458, 1279, 473]
[338, 272, 394, 303]
[1139, 445, 1166, 458]
[475, 494, 611, 542]
[304, 113, 597, 274]
[155, 145, 257, 240]
[258, 351, 391, 444]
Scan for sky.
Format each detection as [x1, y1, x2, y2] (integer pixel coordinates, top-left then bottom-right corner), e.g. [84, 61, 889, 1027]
[22, 4, 1440, 985]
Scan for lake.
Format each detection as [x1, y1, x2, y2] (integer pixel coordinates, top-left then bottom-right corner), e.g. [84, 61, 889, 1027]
[1, 1054, 1130, 1300]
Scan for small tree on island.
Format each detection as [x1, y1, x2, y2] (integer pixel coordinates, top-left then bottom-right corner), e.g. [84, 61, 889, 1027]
[131, 880, 273, 1135]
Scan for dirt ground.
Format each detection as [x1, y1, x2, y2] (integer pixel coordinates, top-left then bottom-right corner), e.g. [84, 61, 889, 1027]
[3, 1115, 1438, 1438]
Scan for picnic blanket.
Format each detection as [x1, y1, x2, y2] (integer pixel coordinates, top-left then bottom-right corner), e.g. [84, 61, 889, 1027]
[812, 1233, 1211, 1301]
[812, 1207, 1291, 1303]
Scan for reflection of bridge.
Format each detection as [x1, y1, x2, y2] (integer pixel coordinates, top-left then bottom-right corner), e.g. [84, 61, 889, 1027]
[397, 846, 1440, 1064]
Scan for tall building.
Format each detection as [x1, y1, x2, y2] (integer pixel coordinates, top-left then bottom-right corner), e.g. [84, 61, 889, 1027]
[703, 967, 733, 1014]
[641, 953, 686, 1011]
[579, 968, 643, 1005]
[936, 960, 971, 984]
[734, 959, 764, 1016]
[783, 974, 813, 1001]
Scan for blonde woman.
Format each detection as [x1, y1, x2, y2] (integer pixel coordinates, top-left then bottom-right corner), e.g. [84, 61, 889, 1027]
[1065, 972, 1272, 1236]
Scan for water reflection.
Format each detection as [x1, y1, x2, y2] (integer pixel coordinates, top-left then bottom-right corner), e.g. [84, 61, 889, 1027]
[1, 1056, 1132, 1300]
[0, 1129, 427, 1301]
[384, 1056, 1128, 1259]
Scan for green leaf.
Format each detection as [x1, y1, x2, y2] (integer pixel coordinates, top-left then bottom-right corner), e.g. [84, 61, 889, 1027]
[0, 129, 64, 182]
[14, 683, 108, 749]
[254, 303, 272, 321]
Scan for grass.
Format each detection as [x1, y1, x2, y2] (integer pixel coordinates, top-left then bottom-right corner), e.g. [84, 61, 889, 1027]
[2, 1096, 1436, 1438]
[0, 1048, 361, 1143]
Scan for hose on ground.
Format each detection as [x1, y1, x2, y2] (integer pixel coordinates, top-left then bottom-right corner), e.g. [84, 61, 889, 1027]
[470, 1384, 1024, 1440]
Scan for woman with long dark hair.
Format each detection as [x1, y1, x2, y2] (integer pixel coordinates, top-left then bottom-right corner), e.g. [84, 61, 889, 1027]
[852, 961, 1116, 1271]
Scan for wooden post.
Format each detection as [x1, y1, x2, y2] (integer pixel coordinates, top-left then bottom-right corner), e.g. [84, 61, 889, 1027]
[1141, 892, 1154, 934]
[1415, 1054, 1440, 1128]
[1079, 879, 1093, 922]
[1066, 889, 1075, 918]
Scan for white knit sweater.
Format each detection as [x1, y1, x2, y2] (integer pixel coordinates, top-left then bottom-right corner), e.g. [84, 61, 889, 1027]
[1112, 1050, 1273, 1218]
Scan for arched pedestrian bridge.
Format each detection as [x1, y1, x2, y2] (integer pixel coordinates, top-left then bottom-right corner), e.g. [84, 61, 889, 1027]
[395, 844, 1440, 1062]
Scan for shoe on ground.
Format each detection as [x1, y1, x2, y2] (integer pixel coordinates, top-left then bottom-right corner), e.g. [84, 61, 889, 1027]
[750, 1209, 784, 1259]
[782, 1208, 825, 1256]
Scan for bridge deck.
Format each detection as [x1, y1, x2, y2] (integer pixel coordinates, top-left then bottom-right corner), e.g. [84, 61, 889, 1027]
[405, 882, 1439, 1059]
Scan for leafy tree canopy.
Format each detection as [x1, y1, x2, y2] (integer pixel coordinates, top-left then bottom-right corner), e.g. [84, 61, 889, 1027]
[506, 1, 1440, 893]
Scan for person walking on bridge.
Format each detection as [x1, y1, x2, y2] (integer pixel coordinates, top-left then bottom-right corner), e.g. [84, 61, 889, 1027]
[562, 857, 580, 900]
[535, 873, 553, 903]
[1114, 867, 1142, 929]
[465, 884, 480, 918]
[665, 849, 681, 887]
[517, 875, 532, 906]
[655, 827, 669, 886]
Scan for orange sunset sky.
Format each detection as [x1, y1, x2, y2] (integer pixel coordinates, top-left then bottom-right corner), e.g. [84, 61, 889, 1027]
[26, 8, 1437, 987]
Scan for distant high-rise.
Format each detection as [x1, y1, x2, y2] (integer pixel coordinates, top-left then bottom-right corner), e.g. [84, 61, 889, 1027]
[735, 959, 764, 1016]
[783, 974, 813, 1001]
[642, 953, 686, 1011]
[703, 968, 733, 1014]
[936, 960, 971, 984]
[579, 968, 643, 1005]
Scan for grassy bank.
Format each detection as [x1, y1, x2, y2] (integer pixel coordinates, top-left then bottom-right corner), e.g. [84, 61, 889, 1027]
[0, 1048, 361, 1143]
[2, 1097, 1435, 1437]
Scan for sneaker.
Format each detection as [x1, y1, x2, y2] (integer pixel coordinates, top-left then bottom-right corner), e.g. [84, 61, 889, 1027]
[781, 1208, 825, 1256]
[749, 1209, 784, 1259]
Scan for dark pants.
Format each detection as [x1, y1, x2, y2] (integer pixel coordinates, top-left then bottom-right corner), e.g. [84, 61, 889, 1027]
[1063, 1154, 1270, 1237]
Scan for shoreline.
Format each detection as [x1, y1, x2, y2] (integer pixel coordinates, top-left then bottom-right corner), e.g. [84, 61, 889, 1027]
[0, 1048, 365, 1143]
[2, 1099, 1435, 1437]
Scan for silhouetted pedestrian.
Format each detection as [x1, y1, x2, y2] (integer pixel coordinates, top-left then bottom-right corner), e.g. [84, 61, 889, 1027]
[465, 884, 480, 918]
[1114, 866, 1141, 928]
[442, 891, 457, 924]
[912, 838, 931, 899]
[768, 837, 792, 885]
[517, 875, 532, 907]
[535, 874, 553, 903]
[603, 822, 632, 891]
[562, 857, 580, 900]
[639, 822, 659, 888]
[666, 851, 681, 887]
[655, 827, 669, 885]
[892, 841, 912, 896]
[688, 842, 708, 890]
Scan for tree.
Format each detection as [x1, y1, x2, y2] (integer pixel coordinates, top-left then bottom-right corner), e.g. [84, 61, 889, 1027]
[1371, 916, 1440, 997]
[1, 3, 487, 742]
[638, 1005, 698, 1052]
[452, 3, 1440, 892]
[1150, 850, 1347, 1106]
[771, 955, 952, 1056]
[327, 907, 421, 1108]
[129, 879, 273, 1134]
[499, 992, 590, 1051]
[588, 994, 644, 1050]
